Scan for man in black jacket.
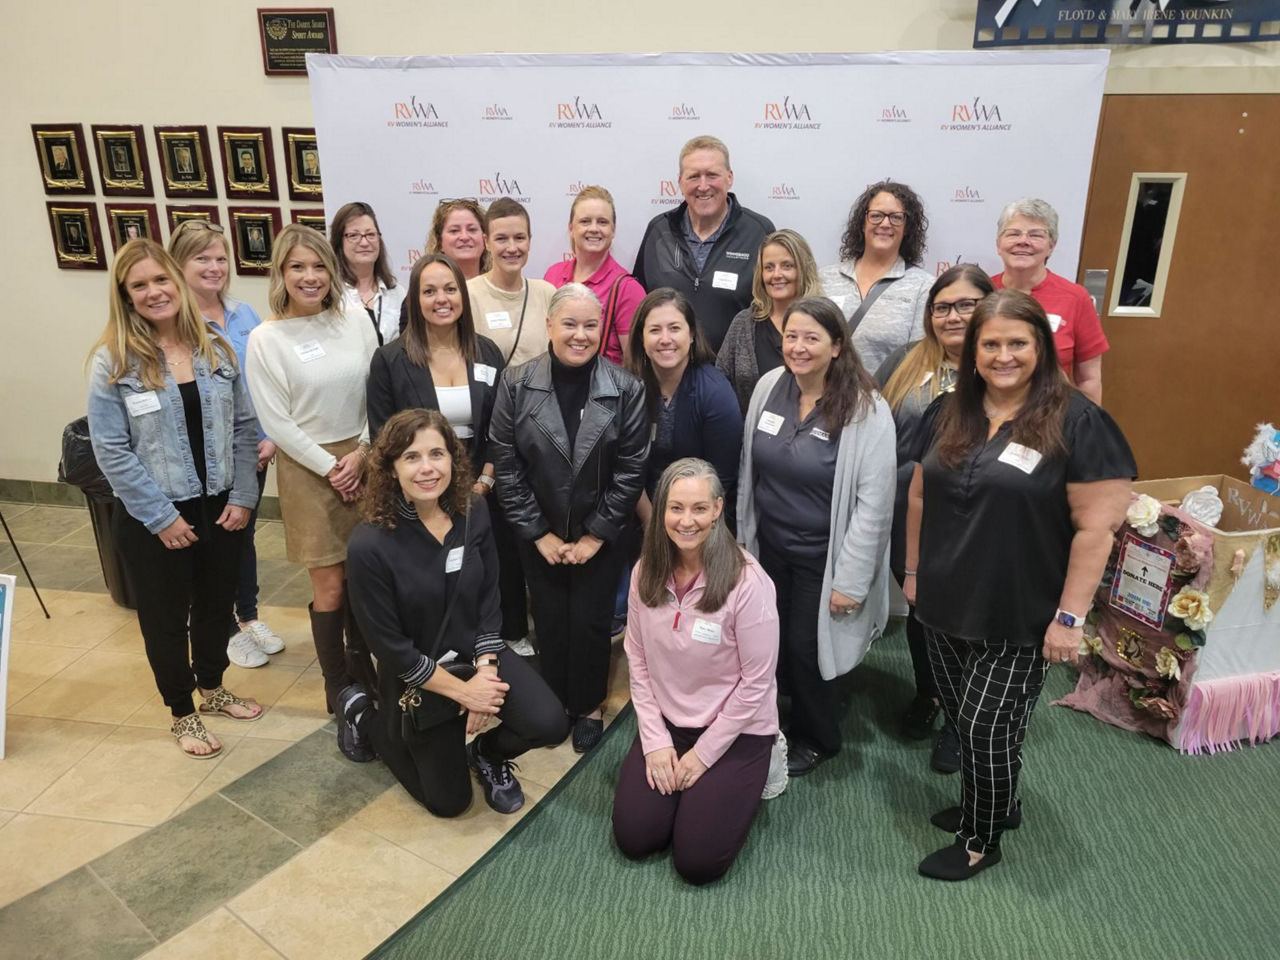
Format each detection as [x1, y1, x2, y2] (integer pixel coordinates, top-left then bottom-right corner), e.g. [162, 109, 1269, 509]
[633, 136, 774, 355]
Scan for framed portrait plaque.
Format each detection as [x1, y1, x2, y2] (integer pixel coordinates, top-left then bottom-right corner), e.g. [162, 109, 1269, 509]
[104, 203, 163, 252]
[281, 127, 322, 201]
[91, 125, 152, 196]
[32, 123, 94, 195]
[46, 202, 106, 270]
[257, 8, 337, 76]
[228, 206, 283, 276]
[218, 126, 277, 200]
[165, 204, 222, 233]
[154, 125, 216, 199]
[291, 208, 327, 233]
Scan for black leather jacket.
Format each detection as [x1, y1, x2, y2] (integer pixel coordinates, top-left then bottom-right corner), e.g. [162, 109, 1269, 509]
[489, 352, 648, 544]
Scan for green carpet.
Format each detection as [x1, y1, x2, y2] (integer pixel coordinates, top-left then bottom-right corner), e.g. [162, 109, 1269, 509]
[370, 621, 1280, 960]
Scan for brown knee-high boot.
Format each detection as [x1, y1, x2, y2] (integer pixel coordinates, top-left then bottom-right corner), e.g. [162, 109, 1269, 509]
[309, 603, 353, 714]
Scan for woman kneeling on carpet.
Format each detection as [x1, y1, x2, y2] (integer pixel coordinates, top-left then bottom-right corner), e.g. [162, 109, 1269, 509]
[347, 408, 567, 817]
[612, 457, 779, 885]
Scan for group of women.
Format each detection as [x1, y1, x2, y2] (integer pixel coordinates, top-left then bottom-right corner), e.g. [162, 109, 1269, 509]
[86, 177, 1133, 886]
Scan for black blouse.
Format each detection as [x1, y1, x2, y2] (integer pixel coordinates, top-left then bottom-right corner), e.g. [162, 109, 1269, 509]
[912, 391, 1136, 644]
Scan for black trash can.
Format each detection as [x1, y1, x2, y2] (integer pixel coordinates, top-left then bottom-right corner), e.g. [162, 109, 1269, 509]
[59, 415, 135, 609]
[85, 497, 135, 609]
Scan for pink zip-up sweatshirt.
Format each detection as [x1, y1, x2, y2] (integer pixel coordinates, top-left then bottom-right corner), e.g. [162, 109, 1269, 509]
[625, 551, 779, 768]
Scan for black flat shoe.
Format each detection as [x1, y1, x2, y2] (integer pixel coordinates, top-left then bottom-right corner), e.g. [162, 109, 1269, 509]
[786, 741, 832, 777]
[571, 715, 604, 753]
[918, 840, 1002, 881]
[930, 804, 1022, 833]
[930, 722, 961, 774]
[901, 695, 940, 740]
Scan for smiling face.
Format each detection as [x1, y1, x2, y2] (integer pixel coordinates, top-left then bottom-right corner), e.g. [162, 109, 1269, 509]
[124, 258, 181, 326]
[547, 296, 601, 366]
[642, 303, 692, 375]
[679, 148, 733, 224]
[486, 214, 530, 278]
[342, 214, 381, 270]
[996, 214, 1056, 275]
[930, 279, 986, 359]
[181, 239, 229, 301]
[975, 314, 1038, 397]
[440, 209, 485, 269]
[863, 191, 906, 260]
[418, 261, 463, 330]
[394, 426, 453, 509]
[663, 475, 723, 558]
[281, 244, 330, 316]
[760, 242, 799, 307]
[783, 310, 840, 381]
[570, 198, 615, 259]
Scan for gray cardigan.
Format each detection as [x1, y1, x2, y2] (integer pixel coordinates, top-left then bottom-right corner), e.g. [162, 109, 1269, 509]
[716, 307, 765, 416]
[738, 366, 897, 680]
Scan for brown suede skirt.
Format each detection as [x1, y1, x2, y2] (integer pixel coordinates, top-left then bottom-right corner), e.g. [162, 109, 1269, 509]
[275, 437, 361, 569]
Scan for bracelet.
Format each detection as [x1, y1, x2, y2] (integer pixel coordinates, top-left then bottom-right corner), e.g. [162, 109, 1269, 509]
[474, 655, 500, 668]
[477, 474, 495, 489]
[904, 569, 917, 577]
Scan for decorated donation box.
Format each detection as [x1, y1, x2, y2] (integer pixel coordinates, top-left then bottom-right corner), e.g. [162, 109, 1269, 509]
[1059, 475, 1280, 754]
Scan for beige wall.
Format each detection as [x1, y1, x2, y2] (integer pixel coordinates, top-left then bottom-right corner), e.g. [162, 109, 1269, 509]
[2, 0, 1277, 484]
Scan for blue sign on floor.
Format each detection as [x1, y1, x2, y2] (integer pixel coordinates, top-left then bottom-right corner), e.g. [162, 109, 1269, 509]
[974, 1, 1280, 46]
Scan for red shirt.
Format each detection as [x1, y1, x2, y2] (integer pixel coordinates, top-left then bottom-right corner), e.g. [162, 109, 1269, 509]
[992, 269, 1108, 380]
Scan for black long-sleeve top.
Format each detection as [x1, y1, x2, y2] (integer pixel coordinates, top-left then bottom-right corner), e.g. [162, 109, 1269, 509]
[347, 496, 504, 689]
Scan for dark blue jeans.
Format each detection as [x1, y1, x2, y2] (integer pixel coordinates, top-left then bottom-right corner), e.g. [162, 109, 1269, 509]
[231, 464, 269, 629]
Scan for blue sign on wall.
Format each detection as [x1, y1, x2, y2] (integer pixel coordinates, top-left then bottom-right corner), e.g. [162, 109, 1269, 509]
[974, 1, 1280, 46]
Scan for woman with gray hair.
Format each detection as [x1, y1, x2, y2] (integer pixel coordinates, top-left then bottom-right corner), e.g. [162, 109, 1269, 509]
[992, 197, 1108, 403]
[489, 283, 650, 751]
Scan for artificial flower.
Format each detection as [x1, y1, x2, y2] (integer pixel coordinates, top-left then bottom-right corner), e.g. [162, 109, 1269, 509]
[1179, 485, 1224, 528]
[1155, 646, 1182, 681]
[1081, 628, 1103, 656]
[1173, 532, 1211, 577]
[1126, 494, 1162, 537]
[1168, 587, 1214, 631]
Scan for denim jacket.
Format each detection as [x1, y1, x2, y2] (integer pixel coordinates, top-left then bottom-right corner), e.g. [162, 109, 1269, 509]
[87, 344, 261, 533]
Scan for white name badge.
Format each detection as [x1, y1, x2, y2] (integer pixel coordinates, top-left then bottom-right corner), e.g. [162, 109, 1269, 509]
[711, 270, 738, 291]
[485, 310, 512, 330]
[1047, 313, 1063, 333]
[998, 442, 1043, 474]
[811, 427, 831, 443]
[294, 340, 326, 363]
[473, 363, 496, 386]
[124, 390, 162, 416]
[445, 547, 464, 573]
[691, 619, 722, 645]
[757, 411, 784, 436]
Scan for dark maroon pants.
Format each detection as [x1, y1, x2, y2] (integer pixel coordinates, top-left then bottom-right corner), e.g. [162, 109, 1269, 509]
[612, 720, 772, 885]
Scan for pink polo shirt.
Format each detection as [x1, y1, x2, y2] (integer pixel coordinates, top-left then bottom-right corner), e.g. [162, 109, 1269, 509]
[543, 254, 646, 366]
[624, 551, 779, 768]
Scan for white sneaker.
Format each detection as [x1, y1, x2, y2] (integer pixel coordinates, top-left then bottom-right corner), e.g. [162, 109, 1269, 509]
[241, 620, 284, 655]
[761, 731, 789, 800]
[506, 637, 535, 657]
[228, 631, 269, 668]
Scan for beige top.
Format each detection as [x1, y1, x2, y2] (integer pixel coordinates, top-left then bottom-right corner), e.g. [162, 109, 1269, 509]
[467, 274, 554, 368]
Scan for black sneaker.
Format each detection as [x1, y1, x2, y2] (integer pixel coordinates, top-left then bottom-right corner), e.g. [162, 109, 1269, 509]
[467, 739, 525, 814]
[901, 695, 941, 740]
[335, 683, 374, 763]
[930, 721, 961, 774]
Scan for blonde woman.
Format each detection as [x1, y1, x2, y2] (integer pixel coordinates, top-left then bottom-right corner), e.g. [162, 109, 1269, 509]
[88, 239, 262, 759]
[716, 229, 821, 415]
[543, 186, 646, 365]
[169, 220, 282, 670]
[245, 224, 379, 761]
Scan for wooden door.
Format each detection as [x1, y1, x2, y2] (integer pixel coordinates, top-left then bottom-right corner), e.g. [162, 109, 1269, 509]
[1078, 94, 1280, 481]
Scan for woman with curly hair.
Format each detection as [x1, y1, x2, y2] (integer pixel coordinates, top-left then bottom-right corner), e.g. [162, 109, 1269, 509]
[818, 180, 934, 373]
[346, 408, 567, 816]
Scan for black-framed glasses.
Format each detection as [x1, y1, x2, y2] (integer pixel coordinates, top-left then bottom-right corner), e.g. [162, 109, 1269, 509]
[867, 210, 905, 226]
[930, 298, 979, 319]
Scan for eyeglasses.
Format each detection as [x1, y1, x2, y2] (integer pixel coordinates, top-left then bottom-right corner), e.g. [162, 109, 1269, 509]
[1000, 228, 1051, 243]
[343, 230, 380, 243]
[867, 211, 905, 226]
[930, 298, 980, 319]
[174, 220, 225, 235]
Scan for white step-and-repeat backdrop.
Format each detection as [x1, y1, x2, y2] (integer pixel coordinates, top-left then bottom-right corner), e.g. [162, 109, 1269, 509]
[308, 51, 1108, 286]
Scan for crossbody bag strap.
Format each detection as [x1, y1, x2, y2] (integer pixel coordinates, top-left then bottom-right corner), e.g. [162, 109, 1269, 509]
[596, 274, 627, 357]
[503, 282, 531, 368]
[430, 508, 472, 650]
[847, 276, 898, 334]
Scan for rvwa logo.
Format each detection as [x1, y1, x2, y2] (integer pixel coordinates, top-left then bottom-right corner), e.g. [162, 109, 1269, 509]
[389, 96, 448, 128]
[950, 186, 983, 204]
[408, 179, 438, 196]
[756, 96, 821, 130]
[877, 105, 910, 124]
[479, 172, 523, 196]
[651, 180, 681, 206]
[942, 98, 1010, 132]
[550, 97, 611, 129]
[935, 256, 973, 275]
[769, 183, 800, 200]
[482, 104, 512, 121]
[670, 103, 700, 120]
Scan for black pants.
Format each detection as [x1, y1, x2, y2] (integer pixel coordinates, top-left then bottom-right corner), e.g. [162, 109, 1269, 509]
[113, 492, 245, 718]
[231, 464, 268, 629]
[613, 721, 772, 885]
[359, 649, 567, 817]
[489, 499, 530, 643]
[518, 537, 621, 717]
[925, 627, 1049, 854]
[905, 605, 937, 701]
[758, 540, 841, 755]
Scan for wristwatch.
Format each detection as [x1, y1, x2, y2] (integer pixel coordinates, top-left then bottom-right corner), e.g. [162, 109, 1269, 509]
[1055, 608, 1085, 628]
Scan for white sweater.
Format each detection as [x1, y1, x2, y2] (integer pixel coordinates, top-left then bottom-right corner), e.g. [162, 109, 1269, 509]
[246, 304, 378, 476]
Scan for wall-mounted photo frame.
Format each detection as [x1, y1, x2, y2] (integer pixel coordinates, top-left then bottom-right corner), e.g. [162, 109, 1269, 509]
[228, 206, 282, 275]
[32, 123, 94, 195]
[166, 204, 222, 233]
[281, 127, 322, 201]
[218, 126, 277, 200]
[154, 125, 216, 199]
[91, 125, 151, 196]
[104, 203, 163, 252]
[46, 201, 105, 270]
[290, 208, 326, 233]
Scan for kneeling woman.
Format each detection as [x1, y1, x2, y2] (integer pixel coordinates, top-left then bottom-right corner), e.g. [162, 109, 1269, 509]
[613, 458, 778, 885]
[347, 409, 567, 816]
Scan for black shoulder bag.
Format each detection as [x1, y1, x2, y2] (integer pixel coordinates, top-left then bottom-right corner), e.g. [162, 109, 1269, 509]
[847, 276, 899, 334]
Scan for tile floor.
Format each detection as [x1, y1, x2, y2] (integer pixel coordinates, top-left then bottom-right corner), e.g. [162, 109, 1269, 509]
[0, 502, 631, 959]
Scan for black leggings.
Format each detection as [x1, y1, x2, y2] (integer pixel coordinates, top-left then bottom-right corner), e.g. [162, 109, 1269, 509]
[358, 648, 568, 817]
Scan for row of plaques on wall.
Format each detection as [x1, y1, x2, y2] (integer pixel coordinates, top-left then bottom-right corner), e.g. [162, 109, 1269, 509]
[46, 202, 326, 273]
[31, 123, 322, 202]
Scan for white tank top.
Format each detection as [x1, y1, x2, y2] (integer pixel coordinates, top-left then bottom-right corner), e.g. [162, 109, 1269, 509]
[436, 385, 474, 438]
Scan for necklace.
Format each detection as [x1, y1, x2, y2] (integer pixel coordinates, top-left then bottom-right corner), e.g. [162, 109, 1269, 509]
[157, 341, 193, 367]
